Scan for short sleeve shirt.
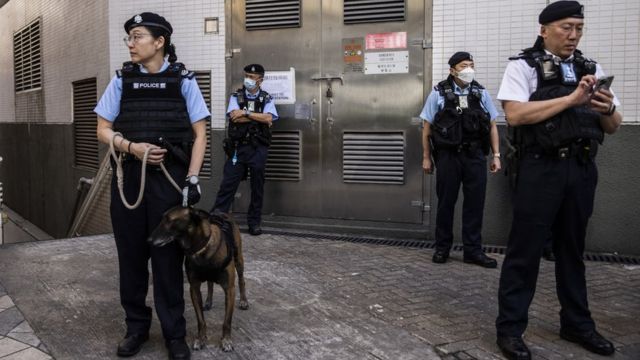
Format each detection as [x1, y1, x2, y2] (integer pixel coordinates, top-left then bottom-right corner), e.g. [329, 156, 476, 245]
[226, 89, 279, 121]
[419, 81, 499, 124]
[94, 60, 211, 123]
[497, 51, 620, 106]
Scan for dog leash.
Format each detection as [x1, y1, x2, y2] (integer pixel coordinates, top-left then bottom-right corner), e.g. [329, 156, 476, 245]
[110, 132, 182, 210]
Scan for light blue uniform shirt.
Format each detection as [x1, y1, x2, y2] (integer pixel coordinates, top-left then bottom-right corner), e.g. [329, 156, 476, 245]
[226, 88, 279, 120]
[94, 60, 211, 123]
[419, 81, 499, 124]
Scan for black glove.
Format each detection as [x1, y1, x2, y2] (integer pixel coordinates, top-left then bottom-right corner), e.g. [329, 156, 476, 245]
[182, 175, 201, 207]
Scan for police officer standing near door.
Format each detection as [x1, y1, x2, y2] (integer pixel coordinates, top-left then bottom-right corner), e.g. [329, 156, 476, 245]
[212, 64, 278, 235]
[96, 12, 209, 360]
[495, 2, 622, 359]
[421, 52, 501, 268]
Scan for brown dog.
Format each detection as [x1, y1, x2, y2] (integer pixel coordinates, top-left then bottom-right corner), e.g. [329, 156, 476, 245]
[149, 206, 249, 352]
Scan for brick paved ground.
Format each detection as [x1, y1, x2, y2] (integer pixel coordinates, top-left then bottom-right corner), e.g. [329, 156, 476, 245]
[0, 232, 638, 359]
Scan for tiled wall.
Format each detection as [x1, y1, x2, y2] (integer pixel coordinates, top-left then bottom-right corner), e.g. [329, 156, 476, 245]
[0, 0, 109, 124]
[108, 0, 227, 129]
[432, 0, 639, 123]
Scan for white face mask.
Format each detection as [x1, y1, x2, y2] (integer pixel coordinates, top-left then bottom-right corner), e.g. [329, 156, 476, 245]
[455, 67, 475, 84]
[244, 77, 257, 90]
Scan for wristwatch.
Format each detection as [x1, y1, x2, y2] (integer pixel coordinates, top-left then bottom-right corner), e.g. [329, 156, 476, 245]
[186, 175, 199, 185]
[493, 153, 501, 158]
[244, 109, 252, 117]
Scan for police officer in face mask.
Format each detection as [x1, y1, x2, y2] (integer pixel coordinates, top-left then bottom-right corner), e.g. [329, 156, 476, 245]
[420, 52, 502, 268]
[212, 64, 279, 235]
[495, 2, 622, 359]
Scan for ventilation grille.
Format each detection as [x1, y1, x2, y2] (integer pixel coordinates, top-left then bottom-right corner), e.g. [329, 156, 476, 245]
[194, 71, 212, 178]
[13, 18, 42, 92]
[246, 0, 301, 31]
[266, 131, 301, 181]
[344, 0, 406, 24]
[343, 132, 405, 184]
[250, 229, 640, 265]
[73, 78, 98, 170]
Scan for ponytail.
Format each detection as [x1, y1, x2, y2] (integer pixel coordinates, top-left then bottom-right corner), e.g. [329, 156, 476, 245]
[166, 43, 178, 63]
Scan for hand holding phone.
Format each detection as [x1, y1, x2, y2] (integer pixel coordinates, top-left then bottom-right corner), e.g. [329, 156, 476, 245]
[593, 75, 614, 93]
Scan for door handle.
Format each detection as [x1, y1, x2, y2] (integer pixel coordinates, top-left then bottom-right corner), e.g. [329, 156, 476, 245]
[326, 98, 334, 125]
[309, 98, 317, 124]
[311, 74, 344, 85]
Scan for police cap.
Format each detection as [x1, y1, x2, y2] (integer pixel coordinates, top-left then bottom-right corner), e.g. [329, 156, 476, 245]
[124, 12, 173, 35]
[538, 1, 584, 24]
[448, 52, 473, 68]
[244, 64, 265, 76]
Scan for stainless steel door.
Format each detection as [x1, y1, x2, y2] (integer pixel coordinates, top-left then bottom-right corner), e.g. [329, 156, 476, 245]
[227, 0, 428, 224]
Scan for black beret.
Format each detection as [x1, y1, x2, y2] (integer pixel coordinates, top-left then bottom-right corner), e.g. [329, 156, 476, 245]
[448, 52, 473, 68]
[539, 1, 584, 24]
[244, 64, 265, 75]
[124, 12, 173, 35]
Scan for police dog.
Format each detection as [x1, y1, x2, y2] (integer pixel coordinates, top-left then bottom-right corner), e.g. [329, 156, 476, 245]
[149, 206, 249, 352]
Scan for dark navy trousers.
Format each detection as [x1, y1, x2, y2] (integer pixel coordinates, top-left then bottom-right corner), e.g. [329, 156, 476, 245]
[110, 160, 186, 340]
[433, 148, 488, 256]
[496, 152, 598, 337]
[213, 143, 268, 227]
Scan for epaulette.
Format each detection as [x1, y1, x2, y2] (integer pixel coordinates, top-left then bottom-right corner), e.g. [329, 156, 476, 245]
[435, 79, 456, 102]
[258, 90, 271, 104]
[116, 61, 137, 77]
[168, 62, 196, 79]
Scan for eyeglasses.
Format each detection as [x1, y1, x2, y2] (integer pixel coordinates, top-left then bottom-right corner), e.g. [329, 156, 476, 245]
[551, 23, 584, 35]
[122, 33, 153, 46]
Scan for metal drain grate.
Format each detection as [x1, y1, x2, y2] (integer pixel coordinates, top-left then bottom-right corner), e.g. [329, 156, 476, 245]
[244, 229, 640, 265]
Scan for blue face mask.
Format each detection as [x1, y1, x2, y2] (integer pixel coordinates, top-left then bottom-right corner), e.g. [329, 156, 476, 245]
[244, 77, 257, 90]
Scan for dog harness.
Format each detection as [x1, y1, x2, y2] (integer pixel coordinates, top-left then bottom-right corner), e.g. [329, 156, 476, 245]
[190, 213, 236, 270]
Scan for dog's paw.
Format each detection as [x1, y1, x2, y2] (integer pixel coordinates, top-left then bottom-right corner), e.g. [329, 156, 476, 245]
[203, 302, 213, 311]
[192, 339, 205, 351]
[220, 338, 234, 352]
[239, 300, 249, 310]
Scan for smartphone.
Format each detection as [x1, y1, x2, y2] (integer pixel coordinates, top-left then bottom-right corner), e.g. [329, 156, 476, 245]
[594, 75, 614, 92]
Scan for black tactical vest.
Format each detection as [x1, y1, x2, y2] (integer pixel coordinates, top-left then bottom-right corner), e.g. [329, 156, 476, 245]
[430, 76, 491, 154]
[227, 87, 272, 147]
[512, 41, 603, 151]
[114, 61, 194, 144]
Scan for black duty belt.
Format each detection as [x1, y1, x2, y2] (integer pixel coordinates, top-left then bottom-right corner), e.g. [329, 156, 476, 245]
[525, 140, 594, 160]
[439, 141, 481, 153]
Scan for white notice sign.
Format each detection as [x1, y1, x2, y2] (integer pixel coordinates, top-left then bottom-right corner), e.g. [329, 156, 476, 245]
[364, 51, 409, 75]
[262, 67, 296, 104]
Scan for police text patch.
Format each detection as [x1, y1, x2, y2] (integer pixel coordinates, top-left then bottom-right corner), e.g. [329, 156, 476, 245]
[132, 82, 167, 89]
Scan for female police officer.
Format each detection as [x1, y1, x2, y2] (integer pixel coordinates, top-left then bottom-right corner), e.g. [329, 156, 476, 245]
[95, 12, 209, 360]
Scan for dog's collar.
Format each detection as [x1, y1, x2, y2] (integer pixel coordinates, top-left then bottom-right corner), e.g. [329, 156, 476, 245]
[190, 219, 235, 270]
[189, 224, 216, 257]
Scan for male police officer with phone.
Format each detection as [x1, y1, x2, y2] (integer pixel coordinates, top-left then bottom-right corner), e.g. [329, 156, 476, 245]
[495, 2, 622, 359]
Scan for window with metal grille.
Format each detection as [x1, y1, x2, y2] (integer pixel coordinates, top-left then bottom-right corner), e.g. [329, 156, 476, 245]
[194, 71, 213, 178]
[246, 0, 301, 31]
[344, 0, 406, 24]
[73, 78, 98, 170]
[13, 18, 42, 92]
[266, 131, 301, 181]
[343, 132, 405, 184]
